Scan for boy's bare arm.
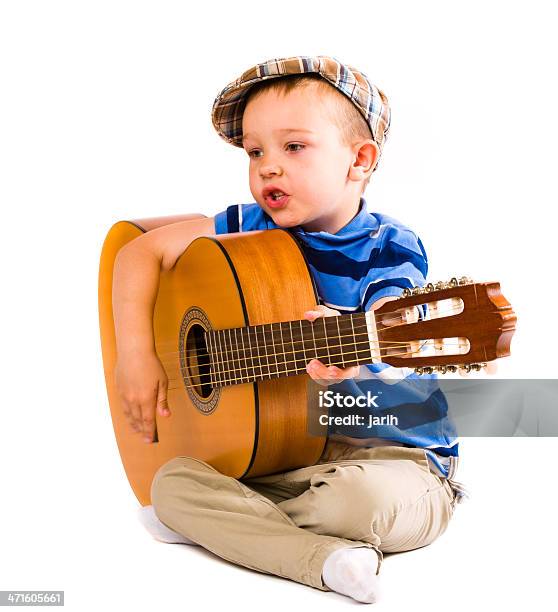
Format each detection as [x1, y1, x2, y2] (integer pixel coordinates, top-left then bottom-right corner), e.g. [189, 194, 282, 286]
[112, 215, 216, 442]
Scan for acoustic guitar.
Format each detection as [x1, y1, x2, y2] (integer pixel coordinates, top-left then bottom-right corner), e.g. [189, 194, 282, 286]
[98, 213, 516, 506]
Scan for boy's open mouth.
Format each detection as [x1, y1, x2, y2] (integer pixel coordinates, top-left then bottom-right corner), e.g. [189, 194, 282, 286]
[263, 187, 290, 208]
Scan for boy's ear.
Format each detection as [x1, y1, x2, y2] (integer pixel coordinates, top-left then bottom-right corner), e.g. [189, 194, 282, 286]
[348, 140, 380, 182]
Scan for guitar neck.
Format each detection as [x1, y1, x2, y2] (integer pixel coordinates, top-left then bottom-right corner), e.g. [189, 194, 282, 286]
[205, 312, 380, 387]
[204, 279, 516, 387]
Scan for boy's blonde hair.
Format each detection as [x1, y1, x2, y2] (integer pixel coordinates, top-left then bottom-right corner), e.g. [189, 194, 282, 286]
[244, 73, 375, 193]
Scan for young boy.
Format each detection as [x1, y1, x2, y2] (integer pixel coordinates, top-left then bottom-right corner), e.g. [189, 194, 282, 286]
[112, 55, 465, 604]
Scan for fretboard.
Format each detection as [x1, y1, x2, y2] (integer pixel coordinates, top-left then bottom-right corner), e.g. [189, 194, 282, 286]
[205, 312, 379, 387]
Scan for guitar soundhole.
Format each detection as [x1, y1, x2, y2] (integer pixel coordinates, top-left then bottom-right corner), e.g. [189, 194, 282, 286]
[185, 323, 213, 399]
[179, 307, 220, 415]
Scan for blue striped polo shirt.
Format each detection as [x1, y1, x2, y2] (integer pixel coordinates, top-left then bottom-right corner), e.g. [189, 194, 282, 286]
[214, 197, 469, 503]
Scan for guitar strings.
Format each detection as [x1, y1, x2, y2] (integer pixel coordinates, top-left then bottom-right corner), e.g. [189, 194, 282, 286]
[157, 297, 465, 352]
[162, 344, 470, 389]
[159, 342, 469, 387]
[156, 317, 465, 362]
[158, 331, 413, 360]
[154, 298, 466, 357]
[165, 342, 430, 391]
[159, 336, 469, 374]
[165, 337, 470, 391]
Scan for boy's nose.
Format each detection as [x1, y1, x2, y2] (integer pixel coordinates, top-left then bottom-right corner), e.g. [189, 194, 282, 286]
[260, 163, 283, 178]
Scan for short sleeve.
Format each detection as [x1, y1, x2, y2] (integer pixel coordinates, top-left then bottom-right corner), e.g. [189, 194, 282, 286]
[361, 225, 428, 313]
[214, 203, 280, 234]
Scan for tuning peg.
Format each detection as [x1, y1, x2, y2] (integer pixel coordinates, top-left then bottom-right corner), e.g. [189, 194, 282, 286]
[471, 362, 487, 371]
[455, 362, 489, 374]
[413, 366, 436, 375]
[402, 278, 471, 298]
[415, 365, 459, 375]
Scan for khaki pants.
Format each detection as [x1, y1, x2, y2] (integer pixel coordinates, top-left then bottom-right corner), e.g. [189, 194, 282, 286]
[150, 440, 456, 592]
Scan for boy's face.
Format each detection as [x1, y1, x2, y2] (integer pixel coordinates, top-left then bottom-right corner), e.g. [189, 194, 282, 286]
[241, 85, 367, 233]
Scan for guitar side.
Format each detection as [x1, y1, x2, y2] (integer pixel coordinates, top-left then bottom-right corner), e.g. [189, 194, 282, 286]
[98, 213, 209, 506]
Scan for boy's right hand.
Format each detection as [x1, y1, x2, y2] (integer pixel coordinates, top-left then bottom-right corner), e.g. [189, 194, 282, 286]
[114, 351, 170, 443]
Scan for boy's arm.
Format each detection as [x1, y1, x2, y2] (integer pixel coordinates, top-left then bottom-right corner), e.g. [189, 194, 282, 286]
[112, 215, 216, 442]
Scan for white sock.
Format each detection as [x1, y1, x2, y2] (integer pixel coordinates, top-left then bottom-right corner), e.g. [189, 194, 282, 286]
[322, 547, 382, 604]
[137, 505, 198, 545]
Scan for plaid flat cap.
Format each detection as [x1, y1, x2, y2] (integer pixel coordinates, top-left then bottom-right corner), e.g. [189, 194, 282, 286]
[211, 55, 391, 159]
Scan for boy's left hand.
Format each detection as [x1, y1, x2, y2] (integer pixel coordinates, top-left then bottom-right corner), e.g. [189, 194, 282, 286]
[304, 305, 360, 385]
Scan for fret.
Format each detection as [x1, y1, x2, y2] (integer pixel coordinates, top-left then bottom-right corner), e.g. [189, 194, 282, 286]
[322, 317, 331, 366]
[309, 317, 318, 360]
[288, 320, 302, 374]
[233, 328, 243, 384]
[349, 314, 359, 367]
[246, 325, 259, 381]
[279, 321, 288, 376]
[221, 329, 229, 385]
[335, 317, 345, 368]
[310, 317, 328, 363]
[215, 329, 223, 386]
[260, 324, 271, 379]
[229, 329, 236, 385]
[206, 330, 214, 387]
[265, 324, 274, 378]
[255, 325, 264, 379]
[239, 327, 250, 382]
[299, 319, 307, 369]
[217, 329, 225, 385]
[324, 316, 343, 368]
[227, 329, 235, 385]
[271, 323, 280, 378]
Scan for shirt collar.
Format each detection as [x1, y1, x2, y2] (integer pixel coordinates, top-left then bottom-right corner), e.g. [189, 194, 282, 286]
[291, 197, 378, 238]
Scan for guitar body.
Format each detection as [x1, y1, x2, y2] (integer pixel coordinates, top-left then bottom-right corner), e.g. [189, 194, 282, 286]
[99, 215, 326, 506]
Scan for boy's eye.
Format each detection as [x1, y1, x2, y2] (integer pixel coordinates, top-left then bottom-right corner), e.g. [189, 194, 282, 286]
[247, 143, 305, 158]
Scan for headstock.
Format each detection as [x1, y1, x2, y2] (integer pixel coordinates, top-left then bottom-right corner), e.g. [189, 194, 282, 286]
[373, 276, 516, 374]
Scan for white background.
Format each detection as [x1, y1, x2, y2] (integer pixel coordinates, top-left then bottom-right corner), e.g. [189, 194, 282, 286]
[1, 1, 556, 610]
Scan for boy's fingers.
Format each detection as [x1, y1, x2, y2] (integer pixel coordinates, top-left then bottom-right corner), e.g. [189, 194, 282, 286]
[128, 402, 143, 432]
[156, 380, 171, 417]
[307, 359, 329, 378]
[141, 404, 157, 443]
[304, 305, 340, 321]
[330, 365, 359, 380]
[158, 398, 170, 417]
[307, 360, 358, 381]
[304, 309, 323, 321]
[343, 365, 361, 378]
